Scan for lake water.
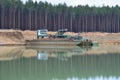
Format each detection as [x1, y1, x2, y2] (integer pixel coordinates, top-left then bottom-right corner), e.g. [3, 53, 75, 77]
[0, 45, 120, 80]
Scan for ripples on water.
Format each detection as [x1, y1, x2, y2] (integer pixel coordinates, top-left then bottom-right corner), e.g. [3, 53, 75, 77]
[0, 45, 120, 80]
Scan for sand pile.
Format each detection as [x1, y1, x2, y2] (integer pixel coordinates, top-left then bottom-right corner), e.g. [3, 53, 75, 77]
[0, 29, 119, 45]
[21, 30, 36, 40]
[0, 30, 24, 44]
[64, 32, 78, 36]
[0, 30, 37, 44]
[47, 31, 57, 35]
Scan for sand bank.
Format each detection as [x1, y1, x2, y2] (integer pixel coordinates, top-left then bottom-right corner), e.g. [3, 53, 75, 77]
[0, 29, 119, 45]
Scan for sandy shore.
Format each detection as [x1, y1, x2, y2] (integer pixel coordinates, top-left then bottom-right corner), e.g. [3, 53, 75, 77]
[0, 29, 119, 46]
[0, 30, 119, 61]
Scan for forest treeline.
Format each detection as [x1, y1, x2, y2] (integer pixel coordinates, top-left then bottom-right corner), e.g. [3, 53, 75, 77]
[0, 0, 120, 32]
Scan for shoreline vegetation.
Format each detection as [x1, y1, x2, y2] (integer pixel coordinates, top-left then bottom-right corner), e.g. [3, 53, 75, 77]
[0, 29, 119, 46]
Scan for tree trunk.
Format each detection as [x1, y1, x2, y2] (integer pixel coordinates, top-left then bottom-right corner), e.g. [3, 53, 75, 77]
[45, 10, 48, 28]
[13, 8, 16, 29]
[29, 10, 32, 30]
[35, 10, 37, 30]
[18, 9, 20, 30]
[70, 13, 73, 32]
[1, 6, 4, 29]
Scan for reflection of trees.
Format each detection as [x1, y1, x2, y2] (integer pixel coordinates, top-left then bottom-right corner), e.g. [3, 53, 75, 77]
[0, 53, 120, 80]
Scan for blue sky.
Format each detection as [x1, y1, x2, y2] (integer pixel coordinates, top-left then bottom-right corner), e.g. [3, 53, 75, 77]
[22, 0, 120, 7]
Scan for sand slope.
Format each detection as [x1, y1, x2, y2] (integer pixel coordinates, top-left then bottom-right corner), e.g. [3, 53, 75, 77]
[0, 30, 119, 45]
[0, 30, 25, 44]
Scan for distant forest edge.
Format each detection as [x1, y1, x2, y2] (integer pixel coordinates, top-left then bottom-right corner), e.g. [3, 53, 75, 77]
[0, 0, 120, 32]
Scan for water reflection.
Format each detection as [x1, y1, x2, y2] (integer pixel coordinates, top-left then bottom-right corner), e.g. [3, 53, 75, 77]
[37, 51, 48, 60]
[35, 46, 92, 61]
[0, 45, 120, 80]
[0, 46, 24, 61]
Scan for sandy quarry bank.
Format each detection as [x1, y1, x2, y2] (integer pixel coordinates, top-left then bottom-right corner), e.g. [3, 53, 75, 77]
[0, 29, 120, 45]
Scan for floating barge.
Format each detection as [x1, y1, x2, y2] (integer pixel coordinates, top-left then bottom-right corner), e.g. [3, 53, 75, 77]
[26, 29, 98, 47]
[26, 38, 98, 47]
[26, 38, 81, 46]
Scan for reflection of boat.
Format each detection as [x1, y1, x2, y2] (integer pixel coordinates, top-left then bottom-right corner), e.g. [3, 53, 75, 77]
[26, 45, 92, 53]
[56, 52, 68, 61]
[37, 51, 48, 60]
[26, 46, 84, 53]
[27, 46, 92, 60]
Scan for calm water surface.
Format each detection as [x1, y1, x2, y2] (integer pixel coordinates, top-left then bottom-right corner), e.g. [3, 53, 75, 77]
[0, 45, 120, 80]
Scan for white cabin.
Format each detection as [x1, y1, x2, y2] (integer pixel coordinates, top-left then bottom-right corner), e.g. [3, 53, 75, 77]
[37, 29, 48, 38]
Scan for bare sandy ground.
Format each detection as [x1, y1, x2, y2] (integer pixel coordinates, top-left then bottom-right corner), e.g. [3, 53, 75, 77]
[0, 29, 119, 45]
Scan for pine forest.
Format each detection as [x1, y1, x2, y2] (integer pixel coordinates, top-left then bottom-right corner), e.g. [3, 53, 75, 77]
[0, 0, 120, 32]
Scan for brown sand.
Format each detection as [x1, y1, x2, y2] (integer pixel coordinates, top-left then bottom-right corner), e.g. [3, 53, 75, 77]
[0, 29, 24, 44]
[0, 29, 119, 45]
[0, 30, 119, 61]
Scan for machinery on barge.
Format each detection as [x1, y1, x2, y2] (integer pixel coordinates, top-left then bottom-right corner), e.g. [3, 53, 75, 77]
[26, 29, 98, 46]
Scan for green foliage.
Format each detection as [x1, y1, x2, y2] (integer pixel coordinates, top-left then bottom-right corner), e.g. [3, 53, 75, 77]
[0, 0, 120, 15]
[0, 0, 120, 32]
